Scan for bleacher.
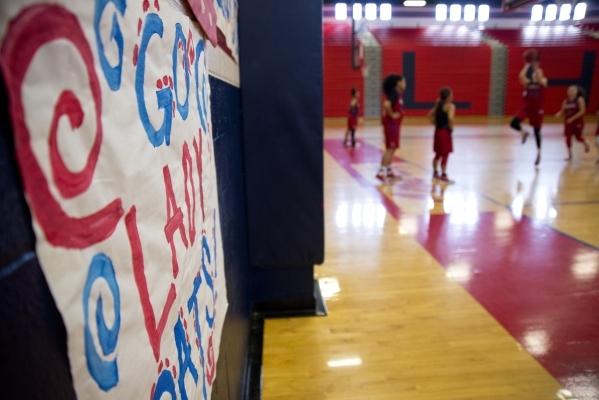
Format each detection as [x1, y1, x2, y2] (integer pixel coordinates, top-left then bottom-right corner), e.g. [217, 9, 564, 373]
[370, 26, 492, 116]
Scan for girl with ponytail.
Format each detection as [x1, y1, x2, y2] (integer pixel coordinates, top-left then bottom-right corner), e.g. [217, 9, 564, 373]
[427, 86, 455, 183]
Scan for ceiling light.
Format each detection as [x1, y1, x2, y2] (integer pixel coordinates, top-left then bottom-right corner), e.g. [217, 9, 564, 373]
[335, 3, 347, 20]
[478, 5, 489, 22]
[404, 1, 426, 6]
[380, 3, 392, 20]
[450, 4, 461, 21]
[365, 3, 377, 20]
[545, 4, 557, 21]
[531, 4, 543, 21]
[436, 4, 447, 21]
[559, 4, 571, 20]
[353, 3, 362, 20]
[573, 3, 586, 20]
[464, 4, 475, 21]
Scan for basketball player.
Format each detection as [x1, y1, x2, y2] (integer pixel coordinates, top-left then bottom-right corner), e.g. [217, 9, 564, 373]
[510, 56, 547, 166]
[428, 87, 455, 184]
[344, 88, 360, 147]
[555, 85, 589, 161]
[377, 74, 405, 183]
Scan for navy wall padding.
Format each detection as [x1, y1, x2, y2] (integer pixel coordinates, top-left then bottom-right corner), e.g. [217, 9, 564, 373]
[210, 76, 252, 400]
[238, 0, 324, 274]
[251, 265, 315, 303]
[0, 76, 76, 400]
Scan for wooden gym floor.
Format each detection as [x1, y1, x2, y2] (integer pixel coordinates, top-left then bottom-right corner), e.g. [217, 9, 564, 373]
[261, 117, 599, 400]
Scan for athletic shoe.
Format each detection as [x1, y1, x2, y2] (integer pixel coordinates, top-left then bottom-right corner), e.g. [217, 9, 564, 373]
[439, 175, 454, 184]
[376, 172, 386, 182]
[522, 131, 529, 144]
[387, 170, 402, 182]
[565, 155, 572, 161]
[432, 172, 439, 181]
[584, 142, 590, 153]
[535, 154, 541, 166]
[344, 140, 351, 147]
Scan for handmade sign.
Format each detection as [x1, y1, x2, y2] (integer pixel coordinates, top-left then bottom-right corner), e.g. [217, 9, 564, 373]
[0, 0, 228, 399]
[214, 0, 238, 60]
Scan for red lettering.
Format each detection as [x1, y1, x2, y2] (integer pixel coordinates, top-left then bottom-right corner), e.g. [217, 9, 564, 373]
[125, 206, 176, 362]
[0, 4, 122, 249]
[163, 165, 188, 278]
[48, 90, 102, 199]
[182, 142, 196, 245]
[192, 131, 205, 222]
[206, 333, 216, 385]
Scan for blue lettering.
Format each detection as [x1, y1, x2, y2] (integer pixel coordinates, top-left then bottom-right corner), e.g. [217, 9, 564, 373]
[201, 236, 215, 329]
[136, 13, 173, 147]
[194, 40, 208, 133]
[172, 23, 190, 120]
[153, 369, 177, 400]
[187, 274, 208, 400]
[83, 253, 121, 391]
[174, 318, 198, 400]
[94, 0, 126, 90]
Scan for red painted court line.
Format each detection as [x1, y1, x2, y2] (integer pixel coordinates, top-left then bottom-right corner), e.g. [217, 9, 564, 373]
[325, 138, 599, 400]
[415, 212, 599, 400]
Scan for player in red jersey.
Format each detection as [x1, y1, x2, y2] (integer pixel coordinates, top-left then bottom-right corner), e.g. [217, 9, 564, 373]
[510, 58, 548, 166]
[344, 88, 360, 147]
[428, 87, 455, 184]
[377, 74, 405, 183]
[555, 85, 589, 161]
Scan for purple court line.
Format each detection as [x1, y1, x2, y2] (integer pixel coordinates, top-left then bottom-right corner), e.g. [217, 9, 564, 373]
[324, 140, 402, 220]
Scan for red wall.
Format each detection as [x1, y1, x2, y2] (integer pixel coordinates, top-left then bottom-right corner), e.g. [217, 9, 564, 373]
[371, 27, 491, 116]
[485, 28, 599, 116]
[323, 25, 599, 118]
[323, 23, 364, 118]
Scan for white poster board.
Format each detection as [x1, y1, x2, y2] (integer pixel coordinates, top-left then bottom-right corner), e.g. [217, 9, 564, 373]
[0, 0, 228, 398]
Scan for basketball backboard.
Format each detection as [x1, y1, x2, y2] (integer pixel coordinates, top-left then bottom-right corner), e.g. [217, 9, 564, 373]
[502, 0, 541, 12]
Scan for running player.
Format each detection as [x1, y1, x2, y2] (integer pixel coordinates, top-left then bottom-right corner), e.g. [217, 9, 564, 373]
[428, 87, 455, 184]
[510, 56, 548, 166]
[377, 74, 405, 183]
[555, 85, 589, 161]
[344, 88, 360, 147]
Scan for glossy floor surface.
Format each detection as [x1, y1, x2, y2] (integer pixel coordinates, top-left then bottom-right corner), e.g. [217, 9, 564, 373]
[261, 118, 599, 400]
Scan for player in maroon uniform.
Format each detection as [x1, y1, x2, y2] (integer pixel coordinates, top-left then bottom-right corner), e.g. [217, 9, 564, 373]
[344, 88, 360, 147]
[555, 85, 589, 161]
[510, 58, 548, 166]
[377, 74, 405, 183]
[428, 87, 455, 184]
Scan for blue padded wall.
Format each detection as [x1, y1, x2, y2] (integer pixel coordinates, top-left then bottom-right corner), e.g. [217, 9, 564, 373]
[238, 0, 324, 306]
[210, 76, 252, 399]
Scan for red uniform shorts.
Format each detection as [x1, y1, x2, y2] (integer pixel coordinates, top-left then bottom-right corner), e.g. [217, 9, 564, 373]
[515, 103, 544, 129]
[565, 121, 584, 141]
[434, 127, 453, 156]
[384, 121, 400, 149]
[348, 116, 357, 130]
